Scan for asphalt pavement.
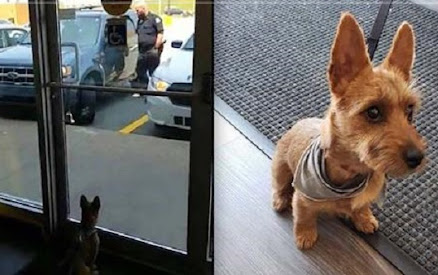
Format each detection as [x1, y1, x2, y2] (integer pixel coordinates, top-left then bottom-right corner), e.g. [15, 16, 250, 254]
[94, 93, 191, 141]
[0, 99, 190, 251]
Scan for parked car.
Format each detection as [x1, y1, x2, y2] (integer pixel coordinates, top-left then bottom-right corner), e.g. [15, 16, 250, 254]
[164, 7, 184, 16]
[22, 23, 30, 31]
[0, 26, 28, 48]
[0, 19, 13, 26]
[146, 33, 194, 130]
[0, 8, 138, 124]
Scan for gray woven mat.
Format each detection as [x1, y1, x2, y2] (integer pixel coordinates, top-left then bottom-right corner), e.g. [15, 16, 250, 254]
[215, 1, 438, 273]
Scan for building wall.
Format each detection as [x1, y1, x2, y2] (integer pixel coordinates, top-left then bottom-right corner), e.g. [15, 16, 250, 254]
[0, 3, 29, 25]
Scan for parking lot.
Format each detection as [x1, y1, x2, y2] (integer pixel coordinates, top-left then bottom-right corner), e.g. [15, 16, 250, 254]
[93, 15, 194, 140]
[0, 15, 195, 251]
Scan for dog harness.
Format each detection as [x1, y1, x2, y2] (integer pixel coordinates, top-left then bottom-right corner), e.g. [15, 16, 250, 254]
[292, 136, 387, 207]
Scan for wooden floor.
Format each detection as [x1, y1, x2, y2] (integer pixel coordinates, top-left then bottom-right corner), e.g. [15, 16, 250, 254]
[214, 112, 400, 275]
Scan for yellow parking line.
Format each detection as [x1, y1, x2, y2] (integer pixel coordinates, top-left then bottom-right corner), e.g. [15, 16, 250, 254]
[119, 115, 149, 135]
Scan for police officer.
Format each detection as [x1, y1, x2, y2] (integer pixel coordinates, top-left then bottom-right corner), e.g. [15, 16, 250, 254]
[133, 2, 164, 88]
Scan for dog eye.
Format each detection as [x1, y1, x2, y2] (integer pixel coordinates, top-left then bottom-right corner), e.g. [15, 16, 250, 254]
[407, 104, 414, 123]
[366, 106, 382, 122]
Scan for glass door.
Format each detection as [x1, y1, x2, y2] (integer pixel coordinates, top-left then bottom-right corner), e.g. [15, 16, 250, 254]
[28, 0, 212, 273]
[0, 0, 43, 220]
[58, 6, 193, 250]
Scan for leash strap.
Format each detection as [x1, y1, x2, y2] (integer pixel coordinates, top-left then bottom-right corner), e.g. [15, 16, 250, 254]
[367, 0, 394, 60]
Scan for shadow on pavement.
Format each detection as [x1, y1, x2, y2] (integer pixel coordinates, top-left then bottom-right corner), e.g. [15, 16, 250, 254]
[136, 122, 191, 142]
[0, 105, 37, 121]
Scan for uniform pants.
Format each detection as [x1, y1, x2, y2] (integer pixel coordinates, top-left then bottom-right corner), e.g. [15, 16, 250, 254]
[135, 48, 160, 88]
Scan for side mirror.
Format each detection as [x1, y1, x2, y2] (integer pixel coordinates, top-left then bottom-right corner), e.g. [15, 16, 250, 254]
[171, 40, 183, 48]
[60, 42, 80, 83]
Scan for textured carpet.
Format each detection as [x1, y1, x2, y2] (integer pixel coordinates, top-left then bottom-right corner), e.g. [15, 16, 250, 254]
[214, 0, 438, 273]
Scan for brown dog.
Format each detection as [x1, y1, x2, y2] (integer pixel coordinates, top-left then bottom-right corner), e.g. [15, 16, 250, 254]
[73, 195, 101, 275]
[18, 195, 101, 275]
[271, 12, 426, 250]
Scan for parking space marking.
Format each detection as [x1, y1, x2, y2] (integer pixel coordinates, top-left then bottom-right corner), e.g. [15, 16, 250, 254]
[119, 115, 149, 135]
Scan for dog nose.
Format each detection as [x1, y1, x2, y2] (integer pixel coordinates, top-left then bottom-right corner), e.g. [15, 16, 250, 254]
[404, 147, 424, 169]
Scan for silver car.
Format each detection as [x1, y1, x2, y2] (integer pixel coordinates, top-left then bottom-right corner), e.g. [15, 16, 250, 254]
[146, 33, 194, 130]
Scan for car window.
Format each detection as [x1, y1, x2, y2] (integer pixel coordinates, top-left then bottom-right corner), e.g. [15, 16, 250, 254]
[4, 29, 27, 46]
[21, 32, 31, 44]
[183, 35, 194, 50]
[0, 29, 26, 47]
[0, 31, 6, 48]
[21, 16, 100, 46]
[60, 16, 101, 46]
[21, 16, 101, 47]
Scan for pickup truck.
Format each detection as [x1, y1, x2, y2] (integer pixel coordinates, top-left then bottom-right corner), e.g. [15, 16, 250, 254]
[0, 8, 139, 124]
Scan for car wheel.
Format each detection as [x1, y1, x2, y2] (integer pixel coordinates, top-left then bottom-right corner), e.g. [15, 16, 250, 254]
[73, 77, 97, 125]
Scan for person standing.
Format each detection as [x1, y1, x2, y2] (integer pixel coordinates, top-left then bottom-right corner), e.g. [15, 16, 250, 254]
[133, 1, 164, 89]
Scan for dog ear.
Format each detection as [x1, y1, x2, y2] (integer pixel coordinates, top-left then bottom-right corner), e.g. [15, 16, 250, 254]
[328, 12, 372, 96]
[80, 195, 88, 209]
[92, 196, 101, 211]
[382, 22, 415, 82]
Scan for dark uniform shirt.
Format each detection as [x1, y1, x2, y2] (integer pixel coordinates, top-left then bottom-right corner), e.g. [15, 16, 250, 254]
[136, 12, 164, 53]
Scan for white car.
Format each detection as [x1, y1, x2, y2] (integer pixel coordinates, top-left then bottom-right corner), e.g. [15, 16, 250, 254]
[0, 19, 13, 26]
[146, 33, 193, 130]
[0, 26, 28, 48]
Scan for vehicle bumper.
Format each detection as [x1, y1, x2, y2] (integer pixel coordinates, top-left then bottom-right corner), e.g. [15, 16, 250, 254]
[0, 83, 84, 114]
[145, 84, 192, 130]
[0, 84, 36, 105]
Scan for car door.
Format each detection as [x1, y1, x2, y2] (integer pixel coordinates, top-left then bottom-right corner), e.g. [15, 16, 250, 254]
[102, 12, 138, 82]
[118, 12, 138, 80]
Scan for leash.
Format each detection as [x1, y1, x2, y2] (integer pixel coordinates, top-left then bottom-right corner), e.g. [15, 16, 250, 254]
[367, 0, 394, 60]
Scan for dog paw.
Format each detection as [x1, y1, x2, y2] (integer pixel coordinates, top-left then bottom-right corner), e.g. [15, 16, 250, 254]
[294, 229, 318, 250]
[353, 214, 379, 234]
[272, 193, 291, 212]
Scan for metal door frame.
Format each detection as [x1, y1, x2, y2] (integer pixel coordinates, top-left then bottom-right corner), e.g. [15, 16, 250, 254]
[0, 0, 214, 273]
